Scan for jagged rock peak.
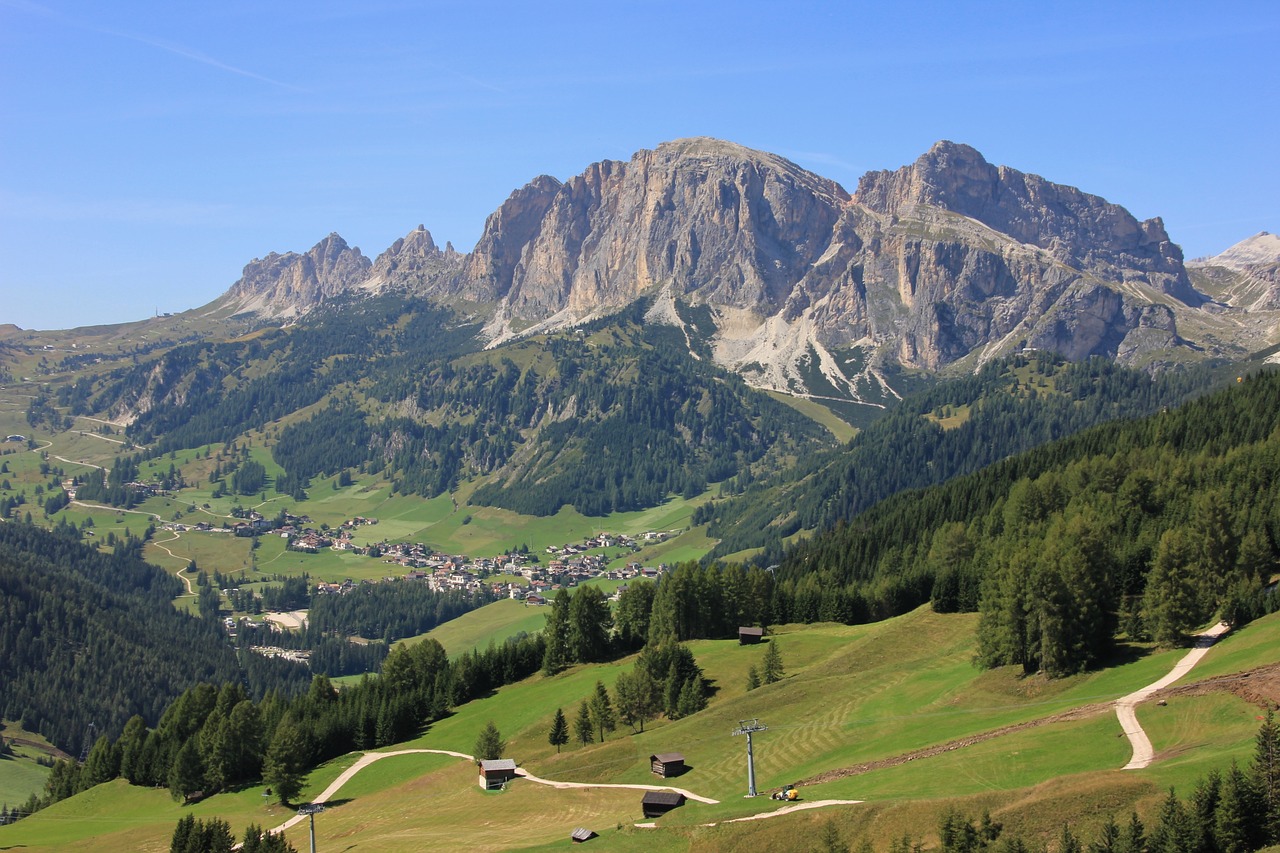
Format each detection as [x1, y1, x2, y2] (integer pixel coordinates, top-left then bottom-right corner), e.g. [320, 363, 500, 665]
[464, 137, 854, 331]
[854, 141, 1201, 305]
[368, 224, 464, 293]
[224, 232, 372, 317]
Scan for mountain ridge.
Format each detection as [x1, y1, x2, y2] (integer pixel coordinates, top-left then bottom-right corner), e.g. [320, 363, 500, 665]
[208, 138, 1275, 400]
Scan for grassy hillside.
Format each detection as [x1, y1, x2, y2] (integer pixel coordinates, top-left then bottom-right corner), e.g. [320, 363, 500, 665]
[3, 607, 1277, 851]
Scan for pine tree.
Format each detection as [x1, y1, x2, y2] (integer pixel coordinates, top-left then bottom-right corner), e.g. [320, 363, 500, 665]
[1216, 761, 1258, 853]
[1088, 815, 1121, 853]
[474, 720, 505, 761]
[568, 586, 613, 664]
[588, 681, 615, 742]
[1254, 707, 1280, 842]
[1118, 812, 1146, 853]
[1057, 825, 1082, 853]
[242, 823, 298, 852]
[263, 720, 308, 805]
[676, 676, 704, 718]
[574, 699, 594, 746]
[746, 665, 760, 691]
[167, 737, 205, 802]
[1144, 528, 1203, 647]
[548, 708, 568, 754]
[761, 640, 784, 684]
[1148, 788, 1190, 853]
[170, 813, 196, 852]
[1187, 769, 1221, 853]
[542, 590, 570, 675]
[80, 734, 119, 790]
[818, 817, 850, 853]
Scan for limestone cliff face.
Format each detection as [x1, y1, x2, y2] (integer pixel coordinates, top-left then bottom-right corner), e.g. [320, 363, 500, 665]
[468, 138, 1206, 387]
[468, 138, 850, 326]
[222, 233, 371, 318]
[211, 139, 1235, 397]
[854, 141, 1201, 306]
[458, 175, 563, 303]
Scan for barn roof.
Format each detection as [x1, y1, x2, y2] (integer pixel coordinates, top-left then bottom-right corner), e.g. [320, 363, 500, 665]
[650, 753, 685, 763]
[641, 790, 685, 806]
[479, 759, 517, 772]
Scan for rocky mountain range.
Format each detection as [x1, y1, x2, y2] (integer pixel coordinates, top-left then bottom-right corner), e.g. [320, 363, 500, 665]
[214, 139, 1278, 401]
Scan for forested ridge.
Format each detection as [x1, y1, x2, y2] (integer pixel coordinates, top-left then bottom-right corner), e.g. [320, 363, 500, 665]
[87, 297, 479, 452]
[272, 305, 831, 516]
[0, 523, 310, 757]
[75, 296, 830, 517]
[701, 352, 1228, 560]
[764, 367, 1280, 674]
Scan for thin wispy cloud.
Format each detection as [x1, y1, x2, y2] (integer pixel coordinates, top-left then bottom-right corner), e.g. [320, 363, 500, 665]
[100, 28, 306, 91]
[1, 0, 304, 91]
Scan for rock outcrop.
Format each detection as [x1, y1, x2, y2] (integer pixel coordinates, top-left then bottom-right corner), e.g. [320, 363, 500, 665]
[854, 141, 1201, 306]
[465, 138, 1208, 389]
[221, 233, 371, 318]
[212, 138, 1249, 398]
[366, 225, 464, 293]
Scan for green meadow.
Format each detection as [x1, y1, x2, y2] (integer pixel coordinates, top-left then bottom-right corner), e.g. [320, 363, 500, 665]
[3, 608, 1279, 851]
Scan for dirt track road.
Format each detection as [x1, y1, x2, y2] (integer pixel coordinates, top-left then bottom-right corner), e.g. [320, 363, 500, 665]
[1116, 621, 1230, 770]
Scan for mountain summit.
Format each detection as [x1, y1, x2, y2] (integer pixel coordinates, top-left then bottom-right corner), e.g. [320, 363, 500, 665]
[212, 139, 1257, 399]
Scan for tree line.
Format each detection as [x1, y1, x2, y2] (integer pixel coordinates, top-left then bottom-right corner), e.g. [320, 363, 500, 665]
[0, 522, 312, 758]
[270, 311, 829, 518]
[701, 353, 1225, 561]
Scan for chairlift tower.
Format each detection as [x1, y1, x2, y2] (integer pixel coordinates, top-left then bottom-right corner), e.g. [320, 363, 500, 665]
[297, 802, 325, 853]
[731, 718, 767, 797]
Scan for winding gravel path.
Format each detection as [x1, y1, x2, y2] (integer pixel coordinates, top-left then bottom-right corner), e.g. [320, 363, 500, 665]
[1116, 621, 1230, 770]
[253, 741, 877, 843]
[266, 749, 472, 836]
[514, 767, 719, 804]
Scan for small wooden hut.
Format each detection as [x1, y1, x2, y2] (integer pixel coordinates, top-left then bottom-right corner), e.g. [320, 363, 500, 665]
[641, 790, 686, 818]
[478, 758, 518, 790]
[649, 753, 686, 778]
[738, 626, 764, 645]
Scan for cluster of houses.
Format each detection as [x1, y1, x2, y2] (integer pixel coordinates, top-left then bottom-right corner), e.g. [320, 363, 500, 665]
[163, 514, 677, 603]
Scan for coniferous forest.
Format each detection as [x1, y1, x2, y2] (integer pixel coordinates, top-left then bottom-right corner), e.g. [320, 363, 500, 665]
[0, 523, 311, 758]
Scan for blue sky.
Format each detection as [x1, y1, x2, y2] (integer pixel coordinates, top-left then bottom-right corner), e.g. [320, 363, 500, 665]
[2, 0, 1276, 330]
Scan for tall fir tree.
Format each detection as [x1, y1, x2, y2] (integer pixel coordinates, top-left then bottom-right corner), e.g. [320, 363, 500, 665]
[548, 708, 568, 754]
[474, 721, 505, 761]
[574, 699, 594, 746]
[761, 640, 785, 684]
[262, 720, 308, 805]
[1254, 707, 1280, 843]
[588, 681, 616, 742]
[542, 590, 570, 675]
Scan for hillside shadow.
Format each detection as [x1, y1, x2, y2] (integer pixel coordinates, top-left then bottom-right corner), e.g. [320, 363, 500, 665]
[1098, 641, 1154, 668]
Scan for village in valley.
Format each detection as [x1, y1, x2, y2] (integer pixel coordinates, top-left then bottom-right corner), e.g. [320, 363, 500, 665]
[160, 509, 677, 610]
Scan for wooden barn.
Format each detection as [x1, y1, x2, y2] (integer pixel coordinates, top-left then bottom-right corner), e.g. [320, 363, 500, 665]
[738, 626, 764, 645]
[641, 790, 686, 818]
[571, 827, 597, 843]
[478, 758, 518, 790]
[649, 753, 685, 778]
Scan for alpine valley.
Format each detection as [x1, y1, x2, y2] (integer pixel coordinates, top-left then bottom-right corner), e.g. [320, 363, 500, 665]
[2, 139, 1280, 853]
